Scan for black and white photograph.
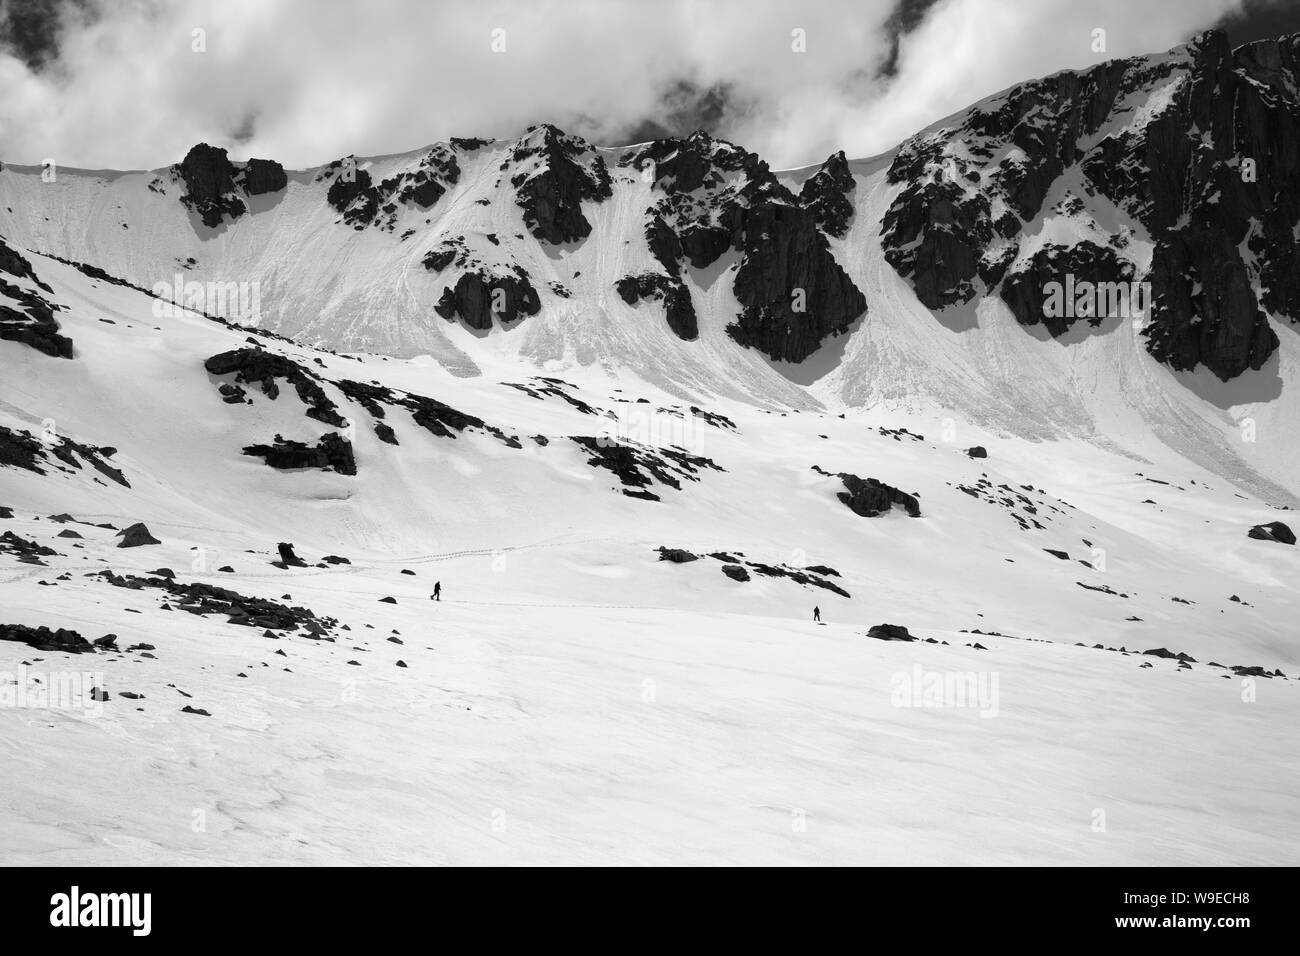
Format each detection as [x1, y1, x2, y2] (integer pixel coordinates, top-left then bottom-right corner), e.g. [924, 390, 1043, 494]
[0, 0, 1296, 912]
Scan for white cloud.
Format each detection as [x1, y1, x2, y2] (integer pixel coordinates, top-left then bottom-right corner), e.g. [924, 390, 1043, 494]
[0, 0, 1248, 172]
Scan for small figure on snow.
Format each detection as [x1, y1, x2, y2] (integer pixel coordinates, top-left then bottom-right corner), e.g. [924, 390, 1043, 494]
[813, 606, 821, 623]
[432, 581, 442, 601]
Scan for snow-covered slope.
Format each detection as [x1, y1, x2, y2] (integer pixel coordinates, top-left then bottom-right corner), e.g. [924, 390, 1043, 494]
[3, 29, 1298, 865]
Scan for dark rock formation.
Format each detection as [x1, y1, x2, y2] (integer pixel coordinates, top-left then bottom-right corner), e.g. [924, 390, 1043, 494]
[277, 542, 308, 567]
[999, 242, 1137, 335]
[620, 131, 866, 363]
[1, 237, 72, 358]
[881, 31, 1300, 380]
[507, 125, 613, 244]
[657, 547, 700, 563]
[335, 379, 519, 448]
[116, 523, 160, 548]
[321, 145, 460, 231]
[728, 201, 866, 362]
[243, 432, 357, 475]
[867, 623, 915, 641]
[571, 436, 724, 500]
[177, 143, 246, 227]
[615, 273, 698, 340]
[205, 347, 347, 427]
[1248, 521, 1295, 545]
[1144, 228, 1279, 379]
[98, 568, 340, 635]
[721, 564, 750, 582]
[814, 466, 921, 517]
[326, 162, 375, 224]
[504, 377, 600, 415]
[881, 175, 1000, 309]
[798, 151, 855, 238]
[0, 530, 57, 564]
[1, 622, 95, 653]
[240, 158, 287, 195]
[433, 270, 540, 328]
[0, 424, 129, 487]
[0, 426, 48, 474]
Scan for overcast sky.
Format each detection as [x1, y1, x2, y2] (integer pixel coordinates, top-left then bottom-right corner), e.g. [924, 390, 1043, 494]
[1, 0, 1298, 171]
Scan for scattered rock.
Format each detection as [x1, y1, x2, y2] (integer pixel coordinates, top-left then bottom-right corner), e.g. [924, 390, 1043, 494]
[1, 622, 95, 653]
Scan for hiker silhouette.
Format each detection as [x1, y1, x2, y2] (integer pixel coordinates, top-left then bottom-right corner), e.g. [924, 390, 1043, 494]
[813, 606, 821, 622]
[433, 581, 441, 601]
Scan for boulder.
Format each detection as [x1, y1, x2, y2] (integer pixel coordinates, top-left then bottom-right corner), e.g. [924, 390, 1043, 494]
[867, 623, 915, 642]
[116, 522, 160, 548]
[656, 547, 700, 564]
[277, 542, 308, 567]
[1248, 521, 1295, 545]
[721, 564, 750, 582]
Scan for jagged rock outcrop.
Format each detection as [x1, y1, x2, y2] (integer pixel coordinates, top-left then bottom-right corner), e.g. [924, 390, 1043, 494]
[881, 31, 1300, 380]
[729, 201, 867, 361]
[0, 529, 58, 563]
[999, 241, 1137, 335]
[1, 237, 72, 358]
[334, 379, 520, 447]
[814, 466, 921, 517]
[615, 273, 698, 340]
[321, 144, 461, 230]
[620, 131, 866, 363]
[798, 151, 855, 238]
[571, 436, 724, 501]
[176, 144, 286, 226]
[97, 569, 341, 635]
[204, 347, 347, 427]
[276, 542, 308, 567]
[506, 125, 612, 244]
[178, 143, 245, 227]
[422, 236, 541, 328]
[243, 433, 357, 475]
[325, 162, 375, 225]
[116, 522, 161, 548]
[0, 424, 128, 487]
[434, 271, 540, 329]
[1144, 228, 1278, 379]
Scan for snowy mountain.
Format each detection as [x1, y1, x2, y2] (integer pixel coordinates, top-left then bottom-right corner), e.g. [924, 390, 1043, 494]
[2, 29, 1298, 865]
